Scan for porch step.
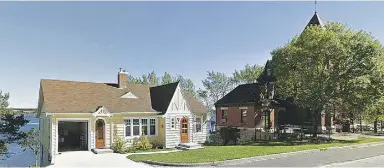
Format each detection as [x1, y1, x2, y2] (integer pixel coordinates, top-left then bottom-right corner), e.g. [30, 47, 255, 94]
[176, 143, 204, 150]
[91, 148, 113, 154]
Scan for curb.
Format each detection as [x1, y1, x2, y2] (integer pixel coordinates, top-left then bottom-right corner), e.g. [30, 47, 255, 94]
[142, 160, 217, 167]
[139, 141, 384, 167]
[127, 149, 181, 156]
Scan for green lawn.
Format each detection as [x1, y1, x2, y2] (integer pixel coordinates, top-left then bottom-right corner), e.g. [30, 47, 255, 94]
[127, 138, 383, 163]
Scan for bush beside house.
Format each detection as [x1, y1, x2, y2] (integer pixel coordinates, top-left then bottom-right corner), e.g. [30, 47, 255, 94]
[111, 124, 166, 153]
[206, 126, 240, 146]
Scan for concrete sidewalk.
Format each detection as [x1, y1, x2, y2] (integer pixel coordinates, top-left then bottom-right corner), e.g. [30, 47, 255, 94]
[46, 151, 153, 168]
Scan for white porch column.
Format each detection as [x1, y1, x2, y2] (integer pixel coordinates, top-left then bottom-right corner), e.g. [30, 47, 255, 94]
[110, 121, 114, 147]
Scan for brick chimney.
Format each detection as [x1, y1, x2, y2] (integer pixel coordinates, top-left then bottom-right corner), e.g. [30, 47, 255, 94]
[118, 68, 128, 89]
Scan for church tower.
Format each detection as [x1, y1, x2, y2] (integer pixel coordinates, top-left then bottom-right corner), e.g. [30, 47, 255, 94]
[306, 12, 324, 28]
[304, 1, 325, 30]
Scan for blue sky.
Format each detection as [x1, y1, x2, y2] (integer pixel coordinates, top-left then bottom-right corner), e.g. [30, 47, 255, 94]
[1, 2, 384, 108]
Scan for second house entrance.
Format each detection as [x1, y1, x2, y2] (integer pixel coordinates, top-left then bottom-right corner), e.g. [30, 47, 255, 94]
[180, 117, 188, 143]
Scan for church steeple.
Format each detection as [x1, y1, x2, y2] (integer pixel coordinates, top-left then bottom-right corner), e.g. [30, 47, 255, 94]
[306, 12, 324, 28]
[304, 1, 324, 30]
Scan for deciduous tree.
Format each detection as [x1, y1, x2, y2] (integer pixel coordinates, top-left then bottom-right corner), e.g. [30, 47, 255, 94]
[147, 71, 160, 86]
[126, 71, 197, 96]
[232, 64, 264, 84]
[161, 72, 175, 85]
[271, 22, 384, 137]
[201, 71, 233, 107]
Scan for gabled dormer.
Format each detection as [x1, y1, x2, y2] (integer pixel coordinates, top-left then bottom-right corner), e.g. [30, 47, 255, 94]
[92, 106, 112, 117]
[120, 91, 138, 99]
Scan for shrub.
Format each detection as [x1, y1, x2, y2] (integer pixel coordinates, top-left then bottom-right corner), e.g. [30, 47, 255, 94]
[131, 137, 139, 149]
[238, 135, 251, 145]
[207, 131, 223, 146]
[132, 134, 153, 150]
[219, 126, 240, 145]
[125, 146, 136, 153]
[151, 140, 164, 149]
[112, 136, 126, 153]
[138, 135, 153, 150]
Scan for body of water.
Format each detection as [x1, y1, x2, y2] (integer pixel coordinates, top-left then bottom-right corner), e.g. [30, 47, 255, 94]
[0, 114, 40, 167]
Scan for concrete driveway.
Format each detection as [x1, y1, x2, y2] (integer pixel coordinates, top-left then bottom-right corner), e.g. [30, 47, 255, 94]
[46, 151, 153, 168]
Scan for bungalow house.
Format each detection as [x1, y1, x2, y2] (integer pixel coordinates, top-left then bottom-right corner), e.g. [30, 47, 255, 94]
[37, 69, 208, 166]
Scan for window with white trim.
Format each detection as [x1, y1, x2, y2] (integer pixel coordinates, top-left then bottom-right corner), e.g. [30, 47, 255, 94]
[141, 119, 148, 135]
[125, 119, 131, 137]
[222, 110, 228, 119]
[150, 119, 156, 135]
[195, 117, 202, 132]
[133, 119, 140, 136]
[171, 117, 176, 129]
[124, 118, 157, 138]
[241, 109, 247, 123]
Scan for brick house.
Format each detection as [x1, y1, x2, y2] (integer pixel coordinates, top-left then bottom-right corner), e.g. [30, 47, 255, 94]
[214, 70, 330, 140]
[214, 12, 334, 139]
[213, 61, 311, 140]
[214, 83, 312, 138]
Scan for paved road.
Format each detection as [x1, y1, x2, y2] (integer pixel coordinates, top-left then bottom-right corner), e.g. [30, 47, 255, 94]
[319, 154, 384, 167]
[219, 144, 384, 167]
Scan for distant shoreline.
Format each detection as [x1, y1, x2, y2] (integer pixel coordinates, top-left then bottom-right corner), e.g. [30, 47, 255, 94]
[10, 108, 37, 115]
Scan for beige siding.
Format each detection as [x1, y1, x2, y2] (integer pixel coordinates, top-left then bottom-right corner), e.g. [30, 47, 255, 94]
[111, 113, 159, 147]
[105, 124, 110, 148]
[114, 122, 158, 147]
[157, 118, 165, 145]
[115, 123, 125, 138]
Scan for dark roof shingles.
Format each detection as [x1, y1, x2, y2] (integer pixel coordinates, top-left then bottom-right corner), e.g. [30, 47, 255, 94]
[215, 83, 261, 106]
[150, 82, 179, 114]
[306, 12, 324, 28]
